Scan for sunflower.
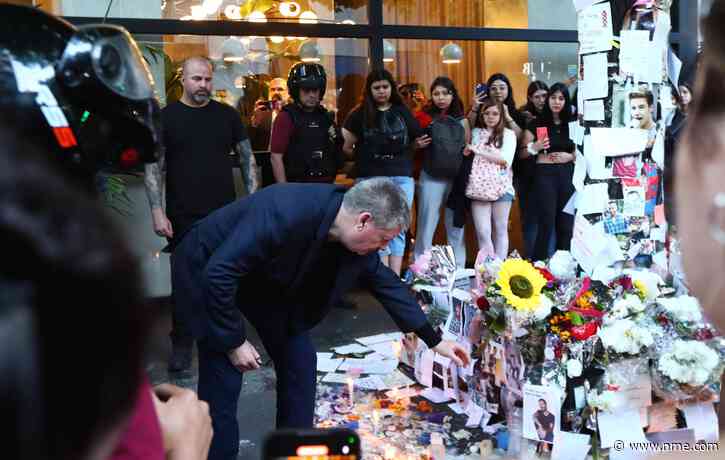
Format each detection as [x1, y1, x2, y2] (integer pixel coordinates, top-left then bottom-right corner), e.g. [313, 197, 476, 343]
[496, 259, 548, 311]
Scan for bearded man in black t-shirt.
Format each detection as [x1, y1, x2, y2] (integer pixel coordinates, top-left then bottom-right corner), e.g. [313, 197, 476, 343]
[144, 56, 259, 373]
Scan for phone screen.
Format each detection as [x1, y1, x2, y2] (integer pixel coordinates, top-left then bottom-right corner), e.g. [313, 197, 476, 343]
[536, 127, 549, 140]
[264, 429, 360, 460]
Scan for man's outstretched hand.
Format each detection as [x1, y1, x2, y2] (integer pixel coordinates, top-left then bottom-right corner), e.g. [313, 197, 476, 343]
[432, 340, 471, 367]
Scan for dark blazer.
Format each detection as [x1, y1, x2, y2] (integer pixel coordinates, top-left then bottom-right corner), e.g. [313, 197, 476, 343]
[172, 183, 439, 353]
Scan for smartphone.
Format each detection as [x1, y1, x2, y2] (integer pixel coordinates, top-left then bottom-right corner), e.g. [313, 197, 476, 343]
[536, 126, 549, 141]
[263, 428, 360, 460]
[475, 83, 487, 96]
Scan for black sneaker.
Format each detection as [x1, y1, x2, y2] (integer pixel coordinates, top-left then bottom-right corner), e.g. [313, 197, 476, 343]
[168, 345, 193, 373]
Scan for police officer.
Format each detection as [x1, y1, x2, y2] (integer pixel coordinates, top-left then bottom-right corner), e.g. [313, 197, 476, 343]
[269, 62, 343, 184]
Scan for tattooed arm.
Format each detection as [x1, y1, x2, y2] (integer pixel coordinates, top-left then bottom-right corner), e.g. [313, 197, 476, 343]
[144, 145, 173, 238]
[234, 138, 259, 195]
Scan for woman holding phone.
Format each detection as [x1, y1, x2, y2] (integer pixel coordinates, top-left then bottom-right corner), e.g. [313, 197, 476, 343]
[468, 73, 525, 139]
[413, 76, 470, 267]
[521, 83, 576, 261]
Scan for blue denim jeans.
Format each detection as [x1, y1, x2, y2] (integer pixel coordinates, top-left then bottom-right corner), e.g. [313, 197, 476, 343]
[413, 170, 466, 268]
[358, 176, 415, 257]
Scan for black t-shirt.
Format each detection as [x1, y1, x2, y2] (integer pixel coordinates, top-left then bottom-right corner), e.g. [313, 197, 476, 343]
[527, 117, 575, 154]
[163, 100, 248, 239]
[344, 104, 421, 178]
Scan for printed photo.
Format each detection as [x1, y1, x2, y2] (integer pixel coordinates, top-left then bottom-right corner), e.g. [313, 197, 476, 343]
[523, 384, 562, 449]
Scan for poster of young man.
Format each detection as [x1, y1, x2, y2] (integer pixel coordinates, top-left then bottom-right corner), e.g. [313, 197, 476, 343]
[523, 384, 563, 451]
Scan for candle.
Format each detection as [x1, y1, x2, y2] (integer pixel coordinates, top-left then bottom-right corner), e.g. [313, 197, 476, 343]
[347, 377, 354, 407]
[372, 409, 380, 435]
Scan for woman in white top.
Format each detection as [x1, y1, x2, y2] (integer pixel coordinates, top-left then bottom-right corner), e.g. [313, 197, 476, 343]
[465, 99, 517, 259]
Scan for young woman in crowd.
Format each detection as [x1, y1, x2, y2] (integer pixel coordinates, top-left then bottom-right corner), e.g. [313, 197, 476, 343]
[521, 82, 576, 261]
[517, 81, 550, 257]
[413, 76, 469, 268]
[468, 73, 525, 140]
[464, 99, 517, 259]
[664, 79, 693, 223]
[342, 69, 426, 275]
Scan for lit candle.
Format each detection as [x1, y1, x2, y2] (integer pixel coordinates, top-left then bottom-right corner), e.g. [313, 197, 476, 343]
[347, 377, 354, 407]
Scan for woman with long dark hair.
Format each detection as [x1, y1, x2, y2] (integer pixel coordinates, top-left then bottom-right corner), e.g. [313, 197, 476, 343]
[413, 76, 470, 267]
[517, 81, 550, 257]
[664, 80, 693, 224]
[521, 82, 576, 261]
[468, 73, 525, 139]
[342, 69, 426, 275]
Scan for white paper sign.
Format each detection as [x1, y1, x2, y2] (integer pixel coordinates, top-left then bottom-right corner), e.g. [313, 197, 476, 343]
[552, 432, 591, 460]
[582, 53, 609, 100]
[523, 384, 562, 443]
[573, 0, 604, 11]
[667, 47, 683, 89]
[573, 149, 587, 191]
[620, 30, 651, 77]
[578, 2, 613, 54]
[332, 343, 370, 355]
[583, 135, 613, 179]
[590, 128, 649, 156]
[584, 99, 605, 121]
[579, 183, 609, 215]
[597, 409, 648, 448]
[571, 213, 610, 274]
[681, 402, 720, 442]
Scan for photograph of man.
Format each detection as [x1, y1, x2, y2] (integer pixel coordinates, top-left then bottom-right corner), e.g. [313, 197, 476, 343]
[629, 90, 658, 147]
[603, 200, 629, 234]
[533, 399, 556, 443]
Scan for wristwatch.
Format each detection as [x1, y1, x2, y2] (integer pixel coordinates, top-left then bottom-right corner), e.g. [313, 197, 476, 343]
[526, 142, 539, 156]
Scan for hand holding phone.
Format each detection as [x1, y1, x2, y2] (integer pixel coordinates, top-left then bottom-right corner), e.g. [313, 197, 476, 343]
[263, 428, 360, 459]
[475, 83, 488, 97]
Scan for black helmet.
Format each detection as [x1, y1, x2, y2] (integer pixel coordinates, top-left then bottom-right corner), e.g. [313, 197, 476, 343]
[0, 5, 161, 190]
[287, 62, 327, 102]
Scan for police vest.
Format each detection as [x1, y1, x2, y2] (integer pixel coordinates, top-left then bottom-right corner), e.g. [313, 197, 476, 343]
[282, 103, 339, 181]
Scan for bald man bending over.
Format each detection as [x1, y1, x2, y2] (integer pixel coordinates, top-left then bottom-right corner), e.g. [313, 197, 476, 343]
[144, 56, 259, 373]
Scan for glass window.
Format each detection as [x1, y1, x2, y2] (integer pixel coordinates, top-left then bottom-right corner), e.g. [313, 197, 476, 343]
[135, 33, 368, 124]
[57, 0, 367, 23]
[383, 0, 576, 30]
[384, 39, 578, 114]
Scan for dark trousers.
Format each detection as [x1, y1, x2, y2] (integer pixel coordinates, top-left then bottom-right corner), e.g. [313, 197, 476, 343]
[532, 163, 575, 262]
[169, 252, 194, 347]
[198, 318, 317, 460]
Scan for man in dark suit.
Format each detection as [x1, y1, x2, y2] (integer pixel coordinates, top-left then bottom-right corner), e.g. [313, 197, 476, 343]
[172, 177, 470, 460]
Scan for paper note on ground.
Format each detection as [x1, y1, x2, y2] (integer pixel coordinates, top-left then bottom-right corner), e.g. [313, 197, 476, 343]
[381, 369, 415, 389]
[420, 387, 453, 404]
[582, 53, 609, 100]
[356, 332, 403, 346]
[598, 409, 648, 448]
[578, 2, 613, 53]
[552, 432, 591, 460]
[681, 403, 719, 442]
[590, 128, 649, 156]
[465, 402, 485, 428]
[355, 375, 386, 391]
[317, 353, 344, 373]
[321, 373, 350, 384]
[332, 343, 370, 355]
[366, 341, 398, 359]
[448, 402, 467, 415]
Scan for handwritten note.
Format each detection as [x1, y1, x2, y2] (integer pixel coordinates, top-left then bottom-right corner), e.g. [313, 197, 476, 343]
[578, 2, 613, 53]
[582, 53, 609, 100]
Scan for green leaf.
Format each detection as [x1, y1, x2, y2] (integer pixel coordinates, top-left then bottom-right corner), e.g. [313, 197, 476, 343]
[569, 312, 584, 325]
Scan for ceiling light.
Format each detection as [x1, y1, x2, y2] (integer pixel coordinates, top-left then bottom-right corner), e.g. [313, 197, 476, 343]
[341, 19, 356, 25]
[224, 5, 241, 19]
[299, 10, 318, 24]
[299, 40, 321, 62]
[248, 11, 268, 23]
[383, 40, 396, 62]
[190, 4, 206, 20]
[269, 36, 285, 44]
[202, 0, 223, 15]
[440, 43, 463, 64]
[279, 1, 301, 17]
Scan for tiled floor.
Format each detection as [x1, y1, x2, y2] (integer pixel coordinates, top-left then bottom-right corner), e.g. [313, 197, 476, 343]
[145, 289, 399, 460]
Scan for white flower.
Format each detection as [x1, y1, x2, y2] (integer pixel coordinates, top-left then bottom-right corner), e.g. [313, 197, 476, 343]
[600, 318, 654, 355]
[567, 359, 583, 378]
[658, 296, 703, 323]
[533, 295, 553, 322]
[658, 340, 720, 386]
[549, 251, 577, 280]
[623, 269, 662, 301]
[609, 293, 646, 321]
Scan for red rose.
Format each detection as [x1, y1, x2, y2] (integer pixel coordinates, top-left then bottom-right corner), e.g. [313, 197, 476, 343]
[620, 276, 633, 291]
[570, 322, 598, 341]
[537, 267, 556, 283]
[476, 295, 490, 311]
[694, 328, 715, 341]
